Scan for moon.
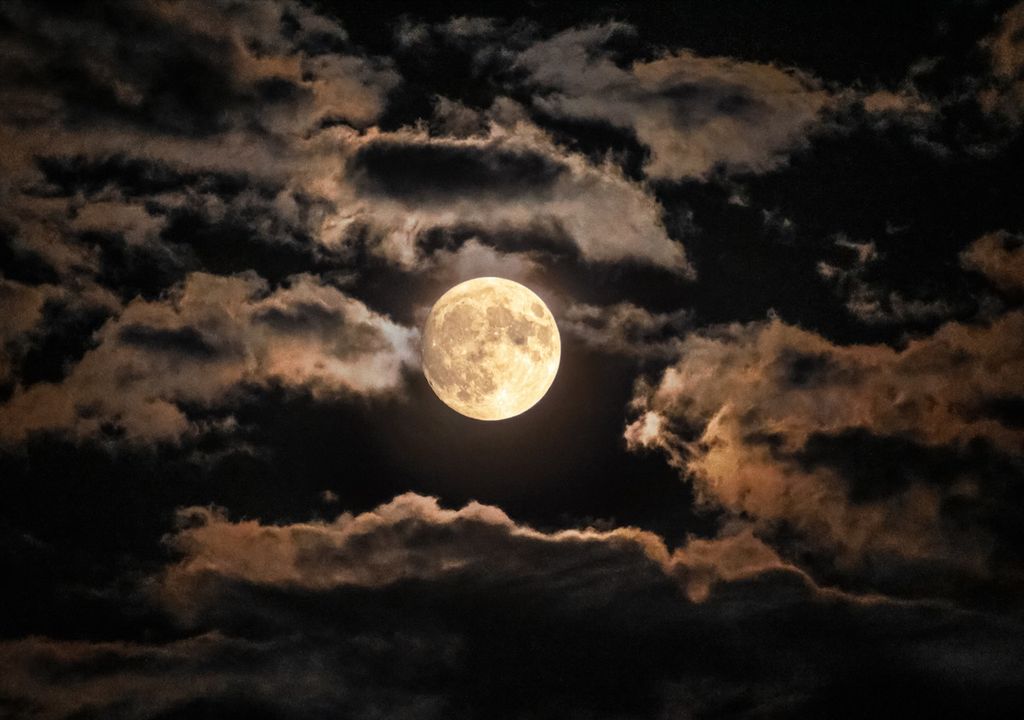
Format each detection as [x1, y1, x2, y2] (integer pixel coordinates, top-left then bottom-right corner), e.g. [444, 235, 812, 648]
[422, 277, 561, 421]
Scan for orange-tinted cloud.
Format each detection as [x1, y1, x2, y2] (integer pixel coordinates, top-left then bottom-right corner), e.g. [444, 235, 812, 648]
[979, 2, 1024, 124]
[517, 24, 832, 179]
[159, 492, 857, 619]
[627, 311, 1024, 571]
[961, 230, 1024, 294]
[0, 272, 417, 443]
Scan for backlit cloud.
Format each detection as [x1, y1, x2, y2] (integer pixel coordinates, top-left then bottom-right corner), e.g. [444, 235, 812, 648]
[960, 229, 1024, 293]
[160, 492, 816, 615]
[4, 493, 1021, 719]
[334, 122, 694, 274]
[517, 24, 832, 179]
[980, 2, 1024, 124]
[562, 302, 692, 359]
[0, 272, 417, 443]
[627, 310, 1024, 583]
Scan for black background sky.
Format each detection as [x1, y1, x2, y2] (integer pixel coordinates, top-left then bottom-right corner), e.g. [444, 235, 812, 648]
[2, 1, 1024, 718]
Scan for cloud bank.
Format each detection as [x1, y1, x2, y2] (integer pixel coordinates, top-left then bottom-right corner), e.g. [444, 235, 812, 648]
[0, 272, 416, 443]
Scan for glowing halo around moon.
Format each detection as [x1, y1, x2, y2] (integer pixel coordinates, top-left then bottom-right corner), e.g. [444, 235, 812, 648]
[422, 277, 561, 421]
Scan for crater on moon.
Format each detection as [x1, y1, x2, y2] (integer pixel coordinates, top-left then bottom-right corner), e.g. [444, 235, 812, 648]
[422, 277, 561, 421]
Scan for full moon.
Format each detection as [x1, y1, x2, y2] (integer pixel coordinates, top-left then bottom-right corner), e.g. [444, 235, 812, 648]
[422, 277, 560, 421]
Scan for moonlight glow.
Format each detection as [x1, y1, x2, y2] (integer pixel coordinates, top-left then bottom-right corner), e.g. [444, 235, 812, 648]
[422, 277, 560, 420]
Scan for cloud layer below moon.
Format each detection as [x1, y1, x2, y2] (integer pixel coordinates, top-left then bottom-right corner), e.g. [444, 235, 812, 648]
[6, 492, 1023, 719]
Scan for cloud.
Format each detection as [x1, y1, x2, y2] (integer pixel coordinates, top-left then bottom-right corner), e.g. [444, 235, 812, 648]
[334, 122, 693, 274]
[861, 88, 933, 115]
[161, 493, 661, 609]
[0, 0, 702, 450]
[0, 0, 398, 141]
[0, 272, 417, 443]
[626, 310, 1024, 579]
[0, 632, 455, 720]
[423, 238, 545, 287]
[0, 6, 1022, 718]
[979, 2, 1024, 124]
[817, 236, 954, 325]
[5, 493, 1023, 719]
[348, 138, 567, 200]
[0, 279, 53, 386]
[0, 0, 399, 278]
[987, 3, 1024, 81]
[0, 276, 119, 390]
[0, 0, 409, 406]
[0, 1, 696, 351]
[0, 0, 431, 444]
[516, 23, 832, 179]
[561, 302, 691, 359]
[961, 230, 1024, 294]
[160, 492, 907, 618]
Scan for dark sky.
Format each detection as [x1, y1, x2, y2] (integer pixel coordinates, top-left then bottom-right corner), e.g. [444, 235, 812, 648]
[2, 1, 1024, 718]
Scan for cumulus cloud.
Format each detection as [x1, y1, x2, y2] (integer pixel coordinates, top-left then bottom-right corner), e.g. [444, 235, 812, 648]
[561, 302, 691, 359]
[517, 23, 832, 179]
[0, 272, 417, 443]
[0, 0, 400, 284]
[961, 230, 1024, 293]
[0, 2, 697, 367]
[0, 0, 397, 212]
[1, 5, 1022, 718]
[159, 492, 837, 617]
[0, 276, 119, 387]
[335, 121, 693, 274]
[5, 493, 1022, 719]
[626, 311, 1024, 574]
[0, 0, 411, 413]
[0, 0, 398, 141]
[0, 493, 808, 720]
[0, 279, 53, 386]
[979, 2, 1024, 124]
[861, 88, 933, 115]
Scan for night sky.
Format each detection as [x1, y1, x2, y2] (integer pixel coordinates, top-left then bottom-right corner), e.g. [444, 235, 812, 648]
[2, 1, 1024, 718]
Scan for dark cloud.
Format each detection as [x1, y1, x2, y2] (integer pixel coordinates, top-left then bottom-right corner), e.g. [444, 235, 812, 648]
[980, 3, 1024, 124]
[527, 112, 651, 180]
[961, 229, 1024, 295]
[17, 298, 111, 386]
[1, 1, 240, 137]
[254, 301, 393, 359]
[321, 0, 1017, 88]
[32, 155, 257, 200]
[118, 324, 222, 360]
[3, 494, 1024, 719]
[981, 395, 1024, 429]
[156, 206, 322, 286]
[349, 140, 566, 200]
[795, 428, 1017, 505]
[561, 301, 691, 360]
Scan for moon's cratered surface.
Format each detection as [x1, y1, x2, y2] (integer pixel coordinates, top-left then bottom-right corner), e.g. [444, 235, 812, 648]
[422, 277, 560, 421]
